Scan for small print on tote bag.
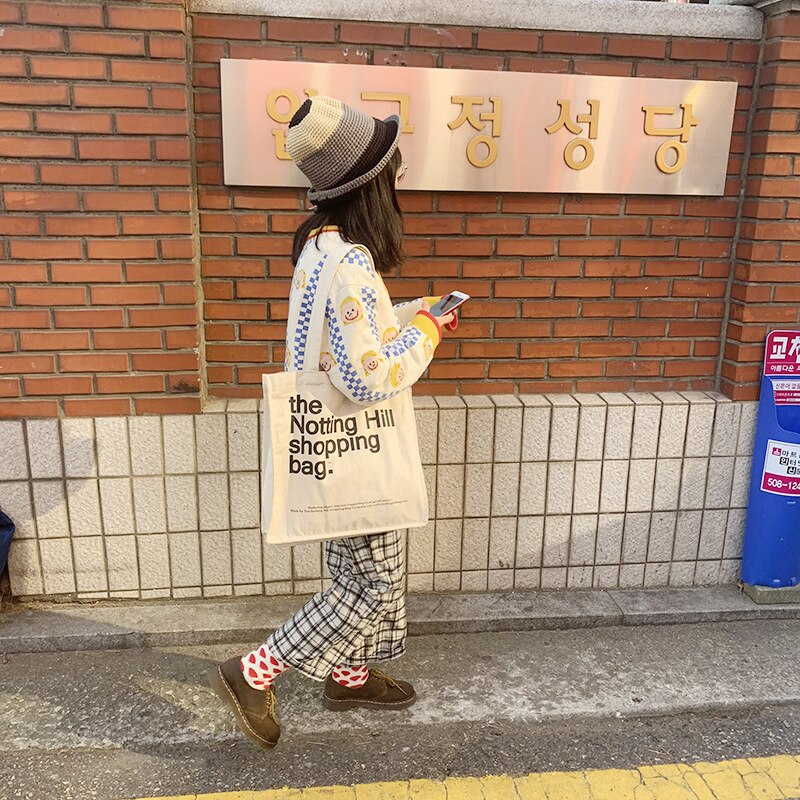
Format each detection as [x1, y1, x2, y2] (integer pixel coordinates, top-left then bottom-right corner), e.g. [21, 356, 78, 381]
[261, 241, 429, 546]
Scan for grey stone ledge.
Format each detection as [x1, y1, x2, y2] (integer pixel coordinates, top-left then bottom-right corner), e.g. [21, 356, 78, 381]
[3, 585, 799, 655]
[190, 0, 763, 40]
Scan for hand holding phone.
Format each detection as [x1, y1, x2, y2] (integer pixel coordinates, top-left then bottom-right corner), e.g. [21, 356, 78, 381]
[425, 291, 470, 332]
[429, 291, 470, 318]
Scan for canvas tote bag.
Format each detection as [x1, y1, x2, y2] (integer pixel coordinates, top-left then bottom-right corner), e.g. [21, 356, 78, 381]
[261, 241, 429, 545]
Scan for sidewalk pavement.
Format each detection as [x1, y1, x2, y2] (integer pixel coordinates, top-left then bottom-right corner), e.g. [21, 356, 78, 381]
[1, 618, 800, 799]
[2, 584, 800, 654]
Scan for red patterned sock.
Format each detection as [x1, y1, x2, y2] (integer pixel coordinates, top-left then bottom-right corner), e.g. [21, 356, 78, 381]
[240, 644, 289, 691]
[331, 664, 369, 689]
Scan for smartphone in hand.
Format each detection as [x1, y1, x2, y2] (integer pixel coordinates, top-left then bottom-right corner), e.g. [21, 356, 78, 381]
[429, 291, 470, 317]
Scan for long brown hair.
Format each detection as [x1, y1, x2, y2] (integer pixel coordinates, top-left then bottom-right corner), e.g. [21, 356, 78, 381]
[291, 149, 405, 274]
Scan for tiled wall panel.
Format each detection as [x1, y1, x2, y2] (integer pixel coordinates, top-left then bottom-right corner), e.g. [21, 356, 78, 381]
[1, 391, 757, 600]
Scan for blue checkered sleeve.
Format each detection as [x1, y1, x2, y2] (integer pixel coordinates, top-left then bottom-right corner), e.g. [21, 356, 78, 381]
[324, 273, 438, 405]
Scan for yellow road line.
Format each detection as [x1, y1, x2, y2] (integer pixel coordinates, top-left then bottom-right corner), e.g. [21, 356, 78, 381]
[129, 753, 800, 800]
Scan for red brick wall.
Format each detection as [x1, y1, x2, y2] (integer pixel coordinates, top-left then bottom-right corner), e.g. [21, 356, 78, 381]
[2, 4, 792, 416]
[193, 17, 756, 398]
[722, 11, 800, 400]
[0, 0, 200, 418]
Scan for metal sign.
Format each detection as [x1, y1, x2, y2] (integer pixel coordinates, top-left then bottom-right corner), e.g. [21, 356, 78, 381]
[220, 59, 738, 196]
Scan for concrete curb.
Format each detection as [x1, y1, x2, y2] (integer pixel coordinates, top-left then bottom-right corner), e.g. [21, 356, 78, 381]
[2, 585, 799, 654]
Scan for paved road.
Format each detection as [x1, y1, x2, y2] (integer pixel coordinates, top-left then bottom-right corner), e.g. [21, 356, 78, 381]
[1, 620, 799, 799]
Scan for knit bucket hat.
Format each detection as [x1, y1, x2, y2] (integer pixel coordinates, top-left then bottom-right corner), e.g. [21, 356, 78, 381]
[285, 95, 401, 204]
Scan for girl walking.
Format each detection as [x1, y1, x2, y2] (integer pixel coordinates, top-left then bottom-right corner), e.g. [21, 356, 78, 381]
[209, 96, 456, 750]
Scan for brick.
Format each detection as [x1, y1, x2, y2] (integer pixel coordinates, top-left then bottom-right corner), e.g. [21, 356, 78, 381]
[477, 29, 539, 52]
[0, 377, 19, 395]
[9, 240, 83, 260]
[68, 30, 145, 56]
[107, 5, 184, 32]
[74, 84, 149, 108]
[640, 301, 695, 318]
[122, 215, 192, 235]
[559, 239, 616, 257]
[1, 25, 65, 51]
[374, 50, 434, 68]
[0, 216, 39, 235]
[83, 191, 155, 212]
[496, 239, 556, 257]
[150, 35, 186, 59]
[443, 53, 504, 70]
[507, 57, 570, 74]
[63, 397, 130, 416]
[636, 63, 694, 80]
[59, 352, 129, 372]
[129, 307, 197, 327]
[40, 164, 113, 185]
[227, 43, 298, 61]
[619, 240, 676, 257]
[118, 165, 191, 186]
[30, 55, 106, 80]
[111, 60, 187, 84]
[574, 60, 633, 77]
[269, 19, 334, 42]
[45, 216, 118, 236]
[522, 299, 579, 318]
[589, 218, 647, 236]
[555, 280, 612, 298]
[85, 239, 158, 259]
[0, 81, 69, 105]
[155, 139, 190, 161]
[435, 239, 493, 257]
[490, 363, 545, 380]
[115, 112, 188, 136]
[16, 285, 86, 306]
[670, 38, 728, 61]
[94, 330, 161, 349]
[462, 260, 520, 278]
[91, 285, 161, 305]
[135, 396, 201, 414]
[55, 308, 125, 328]
[542, 32, 603, 55]
[21, 331, 89, 350]
[78, 138, 151, 160]
[0, 134, 73, 159]
[192, 15, 262, 39]
[0, 54, 25, 76]
[553, 320, 610, 338]
[0, 263, 47, 282]
[645, 259, 700, 277]
[0, 309, 50, 329]
[0, 354, 54, 373]
[607, 36, 667, 59]
[298, 45, 369, 65]
[465, 218, 525, 235]
[0, 398, 63, 418]
[613, 320, 667, 337]
[410, 26, 472, 48]
[25, 375, 94, 395]
[494, 280, 551, 298]
[36, 110, 112, 134]
[97, 374, 164, 394]
[0, 1, 21, 22]
[341, 22, 406, 46]
[0, 110, 32, 130]
[524, 260, 582, 277]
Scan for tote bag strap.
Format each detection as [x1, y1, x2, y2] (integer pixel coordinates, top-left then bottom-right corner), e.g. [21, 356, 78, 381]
[301, 240, 362, 372]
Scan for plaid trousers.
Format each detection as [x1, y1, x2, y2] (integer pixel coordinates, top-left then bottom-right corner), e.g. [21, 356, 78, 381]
[266, 530, 407, 682]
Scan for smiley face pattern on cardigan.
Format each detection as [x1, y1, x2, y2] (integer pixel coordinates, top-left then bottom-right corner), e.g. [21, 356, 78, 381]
[285, 230, 441, 405]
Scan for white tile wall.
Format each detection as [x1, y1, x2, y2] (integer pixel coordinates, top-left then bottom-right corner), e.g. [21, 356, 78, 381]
[1, 392, 757, 600]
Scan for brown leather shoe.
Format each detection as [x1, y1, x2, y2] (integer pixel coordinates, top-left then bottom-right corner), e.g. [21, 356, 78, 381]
[322, 669, 417, 711]
[208, 656, 280, 750]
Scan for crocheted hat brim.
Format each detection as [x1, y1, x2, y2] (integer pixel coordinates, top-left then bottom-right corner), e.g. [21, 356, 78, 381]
[306, 115, 402, 205]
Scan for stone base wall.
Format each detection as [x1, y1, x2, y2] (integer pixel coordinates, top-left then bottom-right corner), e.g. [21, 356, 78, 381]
[0, 391, 756, 601]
